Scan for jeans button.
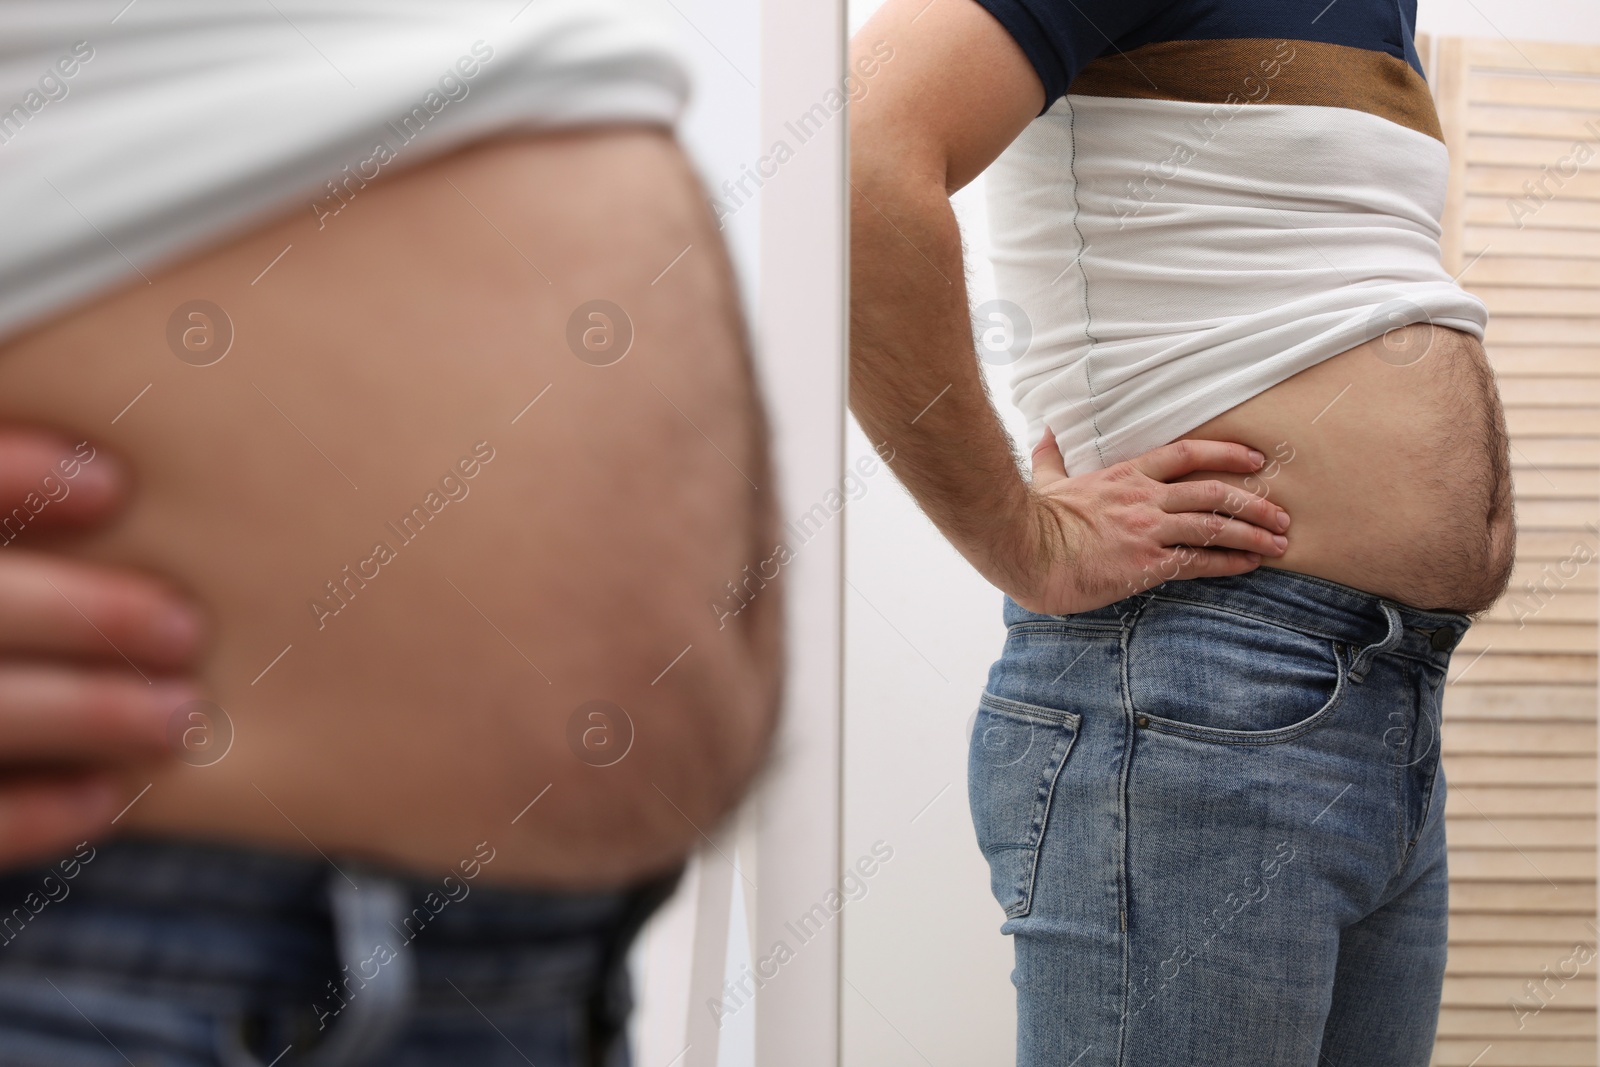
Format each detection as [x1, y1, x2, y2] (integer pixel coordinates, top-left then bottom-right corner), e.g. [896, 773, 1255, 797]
[1430, 627, 1456, 651]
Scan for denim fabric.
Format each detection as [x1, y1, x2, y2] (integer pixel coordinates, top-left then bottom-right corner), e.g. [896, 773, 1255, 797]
[0, 836, 680, 1067]
[968, 566, 1469, 1067]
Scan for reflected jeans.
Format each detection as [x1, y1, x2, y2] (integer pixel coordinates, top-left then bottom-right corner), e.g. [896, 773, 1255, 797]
[968, 566, 1470, 1067]
[0, 836, 680, 1067]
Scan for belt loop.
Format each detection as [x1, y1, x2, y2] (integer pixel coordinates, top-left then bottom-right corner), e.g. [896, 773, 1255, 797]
[1347, 601, 1404, 685]
[1112, 585, 1155, 635]
[217, 870, 415, 1067]
[302, 872, 415, 1066]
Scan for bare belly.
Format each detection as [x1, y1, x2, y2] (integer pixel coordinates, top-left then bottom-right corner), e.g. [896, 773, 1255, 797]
[1178, 322, 1515, 615]
[0, 129, 781, 889]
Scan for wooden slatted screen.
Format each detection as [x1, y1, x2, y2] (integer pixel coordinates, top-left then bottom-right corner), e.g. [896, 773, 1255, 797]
[1422, 34, 1600, 1067]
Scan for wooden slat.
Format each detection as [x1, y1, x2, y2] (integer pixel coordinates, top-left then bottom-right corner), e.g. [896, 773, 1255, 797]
[1464, 190, 1600, 231]
[1490, 351, 1600, 378]
[1446, 979, 1593, 1004]
[1470, 228, 1600, 260]
[1469, 73, 1600, 111]
[1446, 819, 1597, 850]
[1440, 1007, 1595, 1038]
[1494, 595, 1598, 629]
[1445, 975, 1597, 1009]
[1445, 754, 1595, 786]
[1511, 438, 1600, 465]
[1472, 286, 1600, 315]
[1415, 38, 1595, 1067]
[1485, 317, 1600, 345]
[1484, 350, 1600, 375]
[1511, 469, 1600, 499]
[1512, 500, 1600, 527]
[1451, 881, 1598, 911]
[1444, 687, 1597, 721]
[1450, 787, 1597, 817]
[1468, 165, 1600, 201]
[1467, 138, 1600, 179]
[1444, 722, 1598, 754]
[1448, 849, 1595, 880]
[1459, 947, 1600, 979]
[1465, 38, 1600, 76]
[1483, 595, 1596, 625]
[1466, 103, 1600, 139]
[1507, 559, 1600, 589]
[1452, 946, 1600, 973]
[1458, 623, 1596, 654]
[1499, 379, 1600, 404]
[1474, 258, 1600, 289]
[1514, 530, 1600, 558]
[1439, 35, 1471, 275]
[1504, 408, 1600, 437]
[1435, 1040, 1593, 1067]
[1450, 913, 1597, 942]
[1448, 654, 1596, 686]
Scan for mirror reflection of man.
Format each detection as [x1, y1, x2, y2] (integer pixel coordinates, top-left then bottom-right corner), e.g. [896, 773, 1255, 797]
[849, 0, 1512, 1063]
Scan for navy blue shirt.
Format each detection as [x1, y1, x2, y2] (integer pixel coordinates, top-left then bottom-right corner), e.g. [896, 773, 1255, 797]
[975, 0, 1424, 111]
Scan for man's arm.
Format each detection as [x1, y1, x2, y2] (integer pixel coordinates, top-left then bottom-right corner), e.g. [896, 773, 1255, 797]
[849, 0, 1293, 614]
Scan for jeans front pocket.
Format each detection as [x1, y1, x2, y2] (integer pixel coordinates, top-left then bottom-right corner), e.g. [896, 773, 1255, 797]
[1125, 596, 1349, 744]
[968, 691, 1082, 919]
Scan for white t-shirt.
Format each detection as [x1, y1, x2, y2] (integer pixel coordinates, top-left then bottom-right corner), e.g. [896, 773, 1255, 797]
[0, 0, 689, 341]
[982, 39, 1489, 475]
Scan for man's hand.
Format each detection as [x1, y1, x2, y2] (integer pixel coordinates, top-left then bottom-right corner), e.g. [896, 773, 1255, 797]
[1002, 434, 1292, 616]
[0, 429, 204, 864]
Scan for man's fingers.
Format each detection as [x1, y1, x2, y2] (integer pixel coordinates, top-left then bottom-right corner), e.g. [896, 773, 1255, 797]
[1160, 545, 1264, 582]
[1165, 513, 1288, 557]
[1161, 480, 1289, 533]
[0, 551, 205, 669]
[0, 432, 124, 538]
[0, 774, 121, 868]
[1131, 439, 1265, 483]
[0, 665, 194, 763]
[1030, 425, 1068, 485]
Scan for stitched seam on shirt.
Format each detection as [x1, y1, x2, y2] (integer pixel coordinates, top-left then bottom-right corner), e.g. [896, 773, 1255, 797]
[1067, 99, 1109, 468]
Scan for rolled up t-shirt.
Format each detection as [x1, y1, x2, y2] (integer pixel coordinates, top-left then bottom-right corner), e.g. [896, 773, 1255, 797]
[971, 0, 1489, 474]
[0, 0, 689, 343]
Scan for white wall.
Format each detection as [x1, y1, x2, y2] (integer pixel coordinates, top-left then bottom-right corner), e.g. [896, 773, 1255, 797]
[841, 3, 1600, 1066]
[630, 3, 849, 1067]
[1416, 0, 1600, 42]
[840, 3, 1021, 1062]
[841, 157, 1023, 1067]
[627, 3, 763, 1063]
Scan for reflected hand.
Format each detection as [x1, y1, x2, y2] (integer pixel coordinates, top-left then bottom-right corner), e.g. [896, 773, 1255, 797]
[0, 430, 204, 865]
[1004, 432, 1292, 616]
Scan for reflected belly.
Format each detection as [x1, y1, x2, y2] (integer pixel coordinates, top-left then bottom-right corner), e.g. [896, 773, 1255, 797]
[1176, 323, 1515, 615]
[0, 130, 780, 889]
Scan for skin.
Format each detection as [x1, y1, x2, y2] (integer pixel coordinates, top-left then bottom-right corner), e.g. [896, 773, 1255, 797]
[0, 430, 204, 864]
[849, 0, 1514, 618]
[0, 128, 783, 889]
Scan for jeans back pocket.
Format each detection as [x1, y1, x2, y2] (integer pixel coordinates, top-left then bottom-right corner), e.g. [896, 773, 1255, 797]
[967, 692, 1082, 919]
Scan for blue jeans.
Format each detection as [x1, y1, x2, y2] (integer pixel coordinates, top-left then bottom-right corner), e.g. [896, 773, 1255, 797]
[968, 566, 1469, 1067]
[0, 836, 680, 1067]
